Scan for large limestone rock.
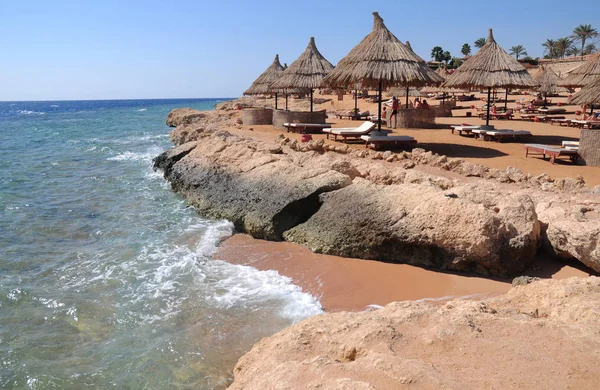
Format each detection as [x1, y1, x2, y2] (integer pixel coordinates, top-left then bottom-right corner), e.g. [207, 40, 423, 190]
[284, 178, 540, 276]
[228, 277, 600, 390]
[536, 200, 600, 272]
[154, 132, 352, 241]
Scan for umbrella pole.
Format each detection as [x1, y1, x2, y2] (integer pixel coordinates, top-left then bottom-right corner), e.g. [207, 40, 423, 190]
[486, 87, 491, 127]
[275, 92, 278, 110]
[310, 89, 313, 112]
[378, 80, 382, 131]
[504, 89, 508, 111]
[354, 89, 358, 112]
[590, 104, 594, 116]
[285, 94, 288, 110]
[406, 86, 409, 109]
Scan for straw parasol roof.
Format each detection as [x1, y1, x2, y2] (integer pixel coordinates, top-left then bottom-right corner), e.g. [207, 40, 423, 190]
[442, 29, 538, 90]
[387, 87, 425, 97]
[244, 54, 285, 95]
[405, 41, 426, 63]
[322, 12, 444, 90]
[559, 52, 600, 88]
[532, 65, 569, 96]
[420, 86, 467, 94]
[436, 64, 451, 78]
[443, 28, 537, 126]
[569, 76, 600, 105]
[269, 37, 334, 92]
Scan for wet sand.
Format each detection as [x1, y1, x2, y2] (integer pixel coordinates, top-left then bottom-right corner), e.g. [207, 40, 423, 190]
[215, 234, 594, 312]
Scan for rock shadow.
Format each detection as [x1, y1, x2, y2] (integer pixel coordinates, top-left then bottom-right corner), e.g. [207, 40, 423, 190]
[415, 143, 508, 159]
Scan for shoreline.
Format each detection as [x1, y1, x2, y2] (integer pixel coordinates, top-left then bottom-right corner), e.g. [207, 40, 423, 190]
[214, 233, 595, 312]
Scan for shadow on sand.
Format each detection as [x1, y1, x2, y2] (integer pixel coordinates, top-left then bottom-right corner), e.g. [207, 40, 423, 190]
[415, 142, 509, 159]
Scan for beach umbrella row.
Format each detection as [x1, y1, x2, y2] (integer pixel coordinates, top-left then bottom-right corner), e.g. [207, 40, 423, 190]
[323, 12, 443, 130]
[569, 76, 600, 107]
[532, 65, 569, 108]
[560, 52, 600, 88]
[442, 29, 539, 127]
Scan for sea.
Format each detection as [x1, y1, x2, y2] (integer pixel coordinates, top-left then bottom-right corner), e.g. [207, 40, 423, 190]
[0, 99, 323, 389]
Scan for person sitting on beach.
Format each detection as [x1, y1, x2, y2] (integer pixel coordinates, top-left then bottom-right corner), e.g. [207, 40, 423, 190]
[490, 105, 497, 114]
[413, 97, 421, 109]
[390, 96, 399, 128]
[420, 99, 430, 109]
[527, 101, 534, 111]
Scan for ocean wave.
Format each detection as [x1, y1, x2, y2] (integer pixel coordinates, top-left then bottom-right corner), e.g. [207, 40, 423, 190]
[17, 110, 45, 115]
[50, 104, 59, 108]
[107, 151, 155, 162]
[210, 261, 323, 323]
[137, 108, 147, 112]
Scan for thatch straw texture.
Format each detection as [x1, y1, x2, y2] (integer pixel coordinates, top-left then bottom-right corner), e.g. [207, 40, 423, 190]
[442, 29, 538, 89]
[387, 87, 425, 97]
[569, 76, 600, 105]
[559, 52, 600, 87]
[436, 65, 450, 78]
[406, 41, 426, 63]
[322, 12, 443, 90]
[420, 86, 467, 93]
[244, 54, 285, 95]
[269, 37, 334, 91]
[533, 65, 569, 95]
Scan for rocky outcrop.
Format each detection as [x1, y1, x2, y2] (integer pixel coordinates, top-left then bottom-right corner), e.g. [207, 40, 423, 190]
[155, 132, 351, 240]
[156, 108, 600, 274]
[536, 200, 600, 272]
[228, 277, 600, 390]
[284, 179, 540, 276]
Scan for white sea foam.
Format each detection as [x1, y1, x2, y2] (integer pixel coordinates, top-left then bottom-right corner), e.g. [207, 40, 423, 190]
[50, 104, 59, 108]
[137, 108, 147, 112]
[210, 261, 323, 322]
[17, 110, 45, 115]
[108, 151, 155, 162]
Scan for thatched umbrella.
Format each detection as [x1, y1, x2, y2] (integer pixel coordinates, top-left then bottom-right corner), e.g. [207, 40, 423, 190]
[569, 76, 600, 108]
[405, 41, 425, 63]
[244, 54, 285, 109]
[533, 65, 569, 108]
[559, 52, 600, 88]
[442, 28, 538, 127]
[323, 12, 443, 130]
[270, 37, 334, 112]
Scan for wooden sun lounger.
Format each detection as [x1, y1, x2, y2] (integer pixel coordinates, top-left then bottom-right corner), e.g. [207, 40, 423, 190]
[519, 114, 536, 121]
[550, 118, 570, 126]
[283, 122, 332, 134]
[485, 130, 532, 142]
[450, 125, 480, 136]
[360, 134, 417, 150]
[525, 144, 580, 164]
[325, 121, 377, 142]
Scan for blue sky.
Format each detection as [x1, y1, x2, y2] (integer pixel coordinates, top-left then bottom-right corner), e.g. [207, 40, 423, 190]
[1, 0, 598, 101]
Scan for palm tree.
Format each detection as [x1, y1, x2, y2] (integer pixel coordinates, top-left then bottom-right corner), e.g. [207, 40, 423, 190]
[572, 24, 598, 58]
[542, 39, 557, 58]
[555, 37, 573, 58]
[461, 43, 471, 57]
[584, 43, 597, 55]
[509, 45, 528, 60]
[567, 46, 581, 57]
[474, 37, 486, 49]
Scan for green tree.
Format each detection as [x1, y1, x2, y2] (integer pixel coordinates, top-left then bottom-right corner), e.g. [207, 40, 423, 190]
[584, 43, 597, 55]
[431, 46, 444, 62]
[442, 51, 452, 64]
[542, 39, 557, 58]
[474, 37, 486, 49]
[450, 57, 463, 68]
[509, 45, 528, 60]
[567, 46, 580, 57]
[461, 43, 471, 57]
[572, 24, 598, 58]
[555, 37, 574, 58]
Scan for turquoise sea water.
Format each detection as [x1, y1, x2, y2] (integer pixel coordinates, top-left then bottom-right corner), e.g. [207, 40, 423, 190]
[0, 99, 322, 389]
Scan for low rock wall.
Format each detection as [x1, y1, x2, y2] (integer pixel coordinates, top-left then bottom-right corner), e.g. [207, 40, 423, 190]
[579, 129, 600, 166]
[273, 110, 327, 130]
[396, 108, 436, 128]
[242, 108, 273, 126]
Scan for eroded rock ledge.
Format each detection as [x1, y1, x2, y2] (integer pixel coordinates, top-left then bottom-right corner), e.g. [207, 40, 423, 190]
[228, 277, 600, 389]
[154, 108, 600, 275]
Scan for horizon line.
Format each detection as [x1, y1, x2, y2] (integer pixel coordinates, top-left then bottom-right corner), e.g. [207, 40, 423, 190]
[0, 96, 239, 103]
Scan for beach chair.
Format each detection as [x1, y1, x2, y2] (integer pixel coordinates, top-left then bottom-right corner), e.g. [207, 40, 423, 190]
[450, 125, 480, 136]
[491, 109, 513, 120]
[283, 122, 331, 134]
[524, 144, 580, 164]
[484, 129, 532, 142]
[325, 121, 377, 142]
[360, 134, 417, 150]
[561, 141, 579, 150]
